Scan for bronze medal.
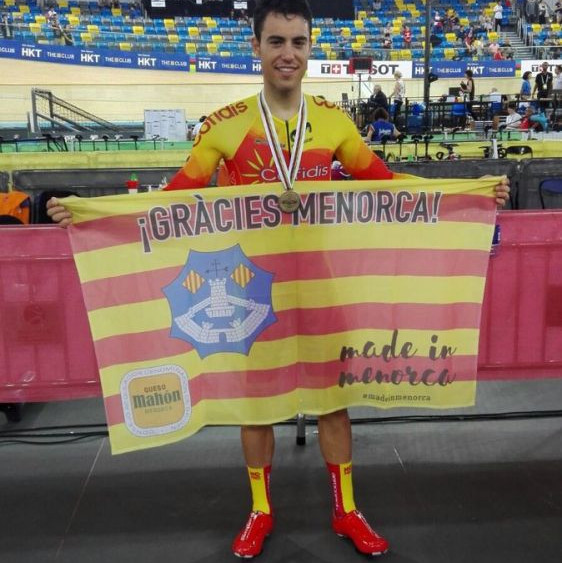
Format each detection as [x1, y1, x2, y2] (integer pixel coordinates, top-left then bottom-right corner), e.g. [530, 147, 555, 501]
[277, 190, 300, 213]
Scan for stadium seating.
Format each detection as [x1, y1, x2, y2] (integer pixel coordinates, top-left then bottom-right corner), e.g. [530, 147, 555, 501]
[0, 0, 526, 60]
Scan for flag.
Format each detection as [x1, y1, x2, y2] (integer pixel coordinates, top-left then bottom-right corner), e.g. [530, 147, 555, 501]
[64, 177, 498, 454]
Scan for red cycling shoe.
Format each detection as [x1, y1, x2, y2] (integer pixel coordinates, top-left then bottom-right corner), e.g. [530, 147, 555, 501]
[232, 511, 274, 559]
[332, 510, 389, 556]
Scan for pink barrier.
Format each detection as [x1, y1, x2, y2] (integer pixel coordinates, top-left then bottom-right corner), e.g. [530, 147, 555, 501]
[0, 211, 561, 403]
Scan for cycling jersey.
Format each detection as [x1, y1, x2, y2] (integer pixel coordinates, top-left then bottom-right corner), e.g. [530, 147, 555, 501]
[165, 93, 394, 190]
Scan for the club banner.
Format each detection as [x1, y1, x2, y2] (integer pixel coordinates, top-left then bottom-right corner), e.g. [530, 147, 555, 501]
[64, 178, 497, 454]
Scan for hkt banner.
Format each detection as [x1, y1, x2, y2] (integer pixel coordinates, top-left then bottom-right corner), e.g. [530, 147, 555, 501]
[413, 60, 516, 78]
[64, 178, 498, 454]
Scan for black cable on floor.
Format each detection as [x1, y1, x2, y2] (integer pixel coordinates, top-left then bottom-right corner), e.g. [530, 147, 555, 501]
[1, 410, 560, 446]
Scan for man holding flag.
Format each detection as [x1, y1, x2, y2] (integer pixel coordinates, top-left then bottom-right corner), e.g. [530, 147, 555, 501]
[48, 0, 509, 558]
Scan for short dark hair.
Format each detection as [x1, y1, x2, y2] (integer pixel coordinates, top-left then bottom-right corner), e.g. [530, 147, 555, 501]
[507, 101, 517, 110]
[374, 108, 390, 121]
[253, 0, 313, 41]
[522, 71, 531, 80]
[465, 69, 473, 78]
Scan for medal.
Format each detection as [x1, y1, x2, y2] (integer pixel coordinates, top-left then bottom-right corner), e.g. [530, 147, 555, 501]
[277, 190, 301, 213]
[258, 90, 308, 213]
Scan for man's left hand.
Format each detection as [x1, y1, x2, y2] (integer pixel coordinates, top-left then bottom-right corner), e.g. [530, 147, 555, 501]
[494, 175, 510, 207]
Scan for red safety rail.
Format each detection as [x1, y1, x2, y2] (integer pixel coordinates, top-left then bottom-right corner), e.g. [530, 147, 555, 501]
[478, 210, 562, 380]
[0, 211, 561, 403]
[0, 226, 100, 402]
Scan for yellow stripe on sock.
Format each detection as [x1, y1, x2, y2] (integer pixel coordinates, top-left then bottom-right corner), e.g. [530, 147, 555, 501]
[340, 462, 357, 514]
[248, 466, 271, 514]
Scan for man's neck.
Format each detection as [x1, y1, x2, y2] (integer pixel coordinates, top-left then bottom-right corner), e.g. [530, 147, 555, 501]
[263, 86, 302, 121]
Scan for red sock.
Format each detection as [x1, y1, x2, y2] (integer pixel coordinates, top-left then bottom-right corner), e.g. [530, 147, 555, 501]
[326, 461, 357, 518]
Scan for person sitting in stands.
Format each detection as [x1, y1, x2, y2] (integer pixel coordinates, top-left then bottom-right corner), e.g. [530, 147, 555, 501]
[402, 24, 412, 46]
[504, 102, 523, 130]
[365, 108, 400, 143]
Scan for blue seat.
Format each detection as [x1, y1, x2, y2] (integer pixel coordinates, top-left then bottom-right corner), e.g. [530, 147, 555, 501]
[539, 178, 562, 209]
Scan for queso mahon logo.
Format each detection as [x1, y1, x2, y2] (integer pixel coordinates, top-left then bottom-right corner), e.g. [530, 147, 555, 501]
[121, 364, 191, 437]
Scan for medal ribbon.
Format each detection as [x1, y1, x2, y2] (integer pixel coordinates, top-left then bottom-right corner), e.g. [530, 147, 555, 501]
[257, 90, 308, 192]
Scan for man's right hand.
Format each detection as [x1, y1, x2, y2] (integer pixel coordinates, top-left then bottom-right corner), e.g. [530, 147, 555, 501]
[46, 197, 73, 227]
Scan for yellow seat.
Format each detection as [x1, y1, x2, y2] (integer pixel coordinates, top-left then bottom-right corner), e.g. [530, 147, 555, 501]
[68, 15, 79, 26]
[329, 51, 337, 60]
[355, 34, 366, 44]
[19, 5, 30, 13]
[35, 15, 46, 24]
[70, 6, 80, 15]
[207, 42, 218, 54]
[133, 26, 144, 35]
[401, 49, 412, 60]
[167, 34, 179, 43]
[460, 17, 470, 27]
[80, 32, 93, 43]
[87, 24, 99, 36]
[188, 27, 199, 38]
[354, 19, 364, 29]
[58, 0, 69, 7]
[212, 34, 223, 43]
[358, 11, 367, 19]
[312, 27, 321, 37]
[351, 42, 362, 51]
[29, 22, 41, 34]
[551, 23, 560, 32]
[112, 8, 122, 16]
[445, 32, 456, 43]
[219, 51, 230, 57]
[205, 19, 217, 29]
[164, 18, 175, 29]
[4, 0, 15, 6]
[444, 48, 456, 59]
[320, 42, 331, 51]
[185, 42, 197, 54]
[531, 23, 541, 33]
[390, 51, 400, 60]
[119, 42, 132, 51]
[341, 27, 351, 37]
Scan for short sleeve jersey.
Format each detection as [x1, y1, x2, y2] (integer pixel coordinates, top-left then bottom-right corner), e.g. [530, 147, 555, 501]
[165, 94, 393, 190]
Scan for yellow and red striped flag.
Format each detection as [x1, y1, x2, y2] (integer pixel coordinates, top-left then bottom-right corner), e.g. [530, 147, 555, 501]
[64, 177, 498, 454]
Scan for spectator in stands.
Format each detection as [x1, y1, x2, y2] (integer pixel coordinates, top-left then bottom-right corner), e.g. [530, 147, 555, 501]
[555, 1, 562, 23]
[503, 102, 523, 129]
[520, 106, 547, 134]
[538, 0, 549, 24]
[382, 32, 392, 50]
[493, 1, 503, 32]
[368, 84, 389, 112]
[525, 0, 539, 22]
[98, 0, 111, 8]
[430, 31, 443, 47]
[460, 69, 476, 119]
[520, 70, 532, 101]
[402, 24, 412, 47]
[0, 13, 12, 39]
[479, 10, 493, 33]
[532, 61, 553, 111]
[365, 108, 400, 143]
[501, 38, 514, 59]
[111, 0, 121, 9]
[554, 65, 562, 91]
[61, 24, 74, 46]
[46, 6, 57, 24]
[191, 115, 207, 140]
[542, 33, 560, 58]
[488, 39, 500, 57]
[392, 71, 405, 122]
[372, 0, 382, 12]
[433, 11, 443, 32]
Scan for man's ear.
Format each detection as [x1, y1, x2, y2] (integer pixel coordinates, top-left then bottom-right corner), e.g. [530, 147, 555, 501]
[251, 36, 260, 56]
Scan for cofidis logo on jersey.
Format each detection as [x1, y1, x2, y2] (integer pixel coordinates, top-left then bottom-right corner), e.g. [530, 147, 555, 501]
[193, 101, 248, 147]
[121, 364, 191, 437]
[163, 245, 276, 358]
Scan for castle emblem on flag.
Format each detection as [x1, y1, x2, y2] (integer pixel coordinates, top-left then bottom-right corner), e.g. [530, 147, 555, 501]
[163, 245, 276, 357]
